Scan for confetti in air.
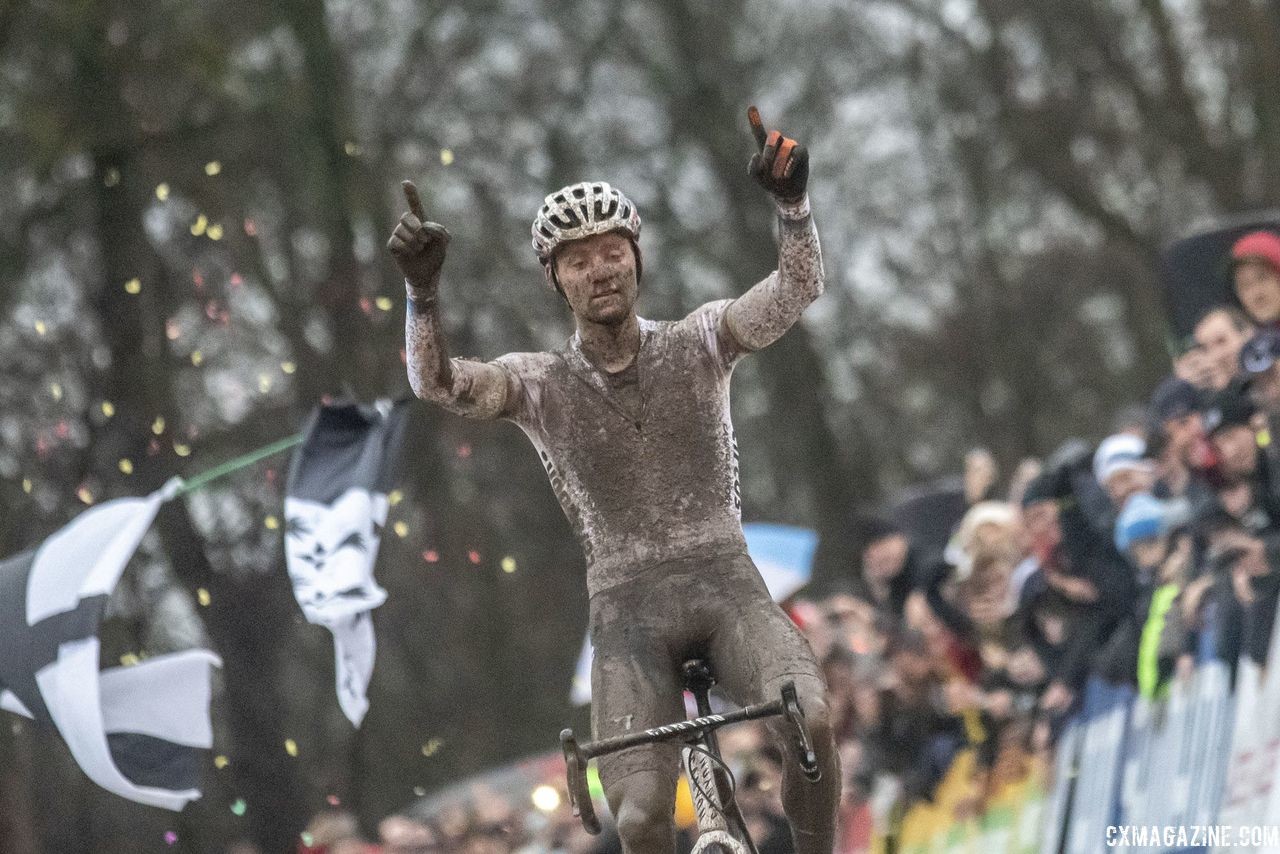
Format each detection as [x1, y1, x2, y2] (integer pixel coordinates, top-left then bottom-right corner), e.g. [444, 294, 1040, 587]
[284, 739, 298, 757]
[118, 459, 134, 475]
[155, 183, 170, 200]
[197, 588, 211, 607]
[191, 215, 208, 236]
[34, 320, 46, 336]
[281, 361, 297, 375]
[124, 278, 142, 294]
[231, 798, 246, 816]
[393, 521, 408, 538]
[101, 401, 115, 418]
[375, 296, 393, 311]
[204, 161, 221, 176]
[152, 416, 166, 435]
[164, 831, 177, 846]
[214, 755, 229, 769]
[440, 149, 454, 165]
[501, 556, 517, 573]
[264, 515, 280, 531]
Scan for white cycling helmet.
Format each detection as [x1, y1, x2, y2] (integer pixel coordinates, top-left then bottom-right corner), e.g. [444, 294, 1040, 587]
[531, 181, 641, 266]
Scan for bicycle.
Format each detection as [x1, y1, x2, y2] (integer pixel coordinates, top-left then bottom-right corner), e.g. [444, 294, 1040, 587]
[560, 658, 822, 854]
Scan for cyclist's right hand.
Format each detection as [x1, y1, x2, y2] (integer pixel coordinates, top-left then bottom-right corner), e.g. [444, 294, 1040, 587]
[388, 179, 451, 291]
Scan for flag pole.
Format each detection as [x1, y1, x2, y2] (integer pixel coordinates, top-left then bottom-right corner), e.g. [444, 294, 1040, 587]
[173, 433, 304, 497]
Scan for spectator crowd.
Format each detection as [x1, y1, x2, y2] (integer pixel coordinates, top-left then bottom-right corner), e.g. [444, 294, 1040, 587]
[288, 229, 1280, 853]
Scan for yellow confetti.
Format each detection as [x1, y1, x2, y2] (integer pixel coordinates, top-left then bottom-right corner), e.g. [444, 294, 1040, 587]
[120, 653, 140, 666]
[281, 361, 297, 375]
[258, 374, 272, 393]
[421, 738, 443, 756]
[22, 478, 32, 494]
[191, 350, 203, 366]
[103, 168, 120, 187]
[213, 755, 229, 770]
[501, 556, 517, 573]
[440, 149, 454, 165]
[191, 214, 208, 236]
[124, 278, 142, 294]
[205, 161, 222, 176]
[343, 141, 361, 156]
[393, 520, 408, 538]
[155, 183, 170, 200]
[174, 443, 191, 457]
[197, 588, 211, 607]
[118, 458, 134, 475]
[388, 489, 403, 506]
[375, 296, 393, 312]
[77, 487, 94, 505]
[49, 383, 62, 401]
[208, 223, 224, 241]
[264, 515, 280, 530]
[34, 320, 46, 336]
[152, 415, 166, 435]
[101, 401, 115, 417]
[284, 739, 298, 757]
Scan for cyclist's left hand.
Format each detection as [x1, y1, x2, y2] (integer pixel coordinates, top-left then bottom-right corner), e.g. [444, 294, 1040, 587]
[747, 105, 808, 202]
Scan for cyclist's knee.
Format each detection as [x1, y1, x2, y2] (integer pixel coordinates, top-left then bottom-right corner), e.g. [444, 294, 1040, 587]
[611, 780, 676, 851]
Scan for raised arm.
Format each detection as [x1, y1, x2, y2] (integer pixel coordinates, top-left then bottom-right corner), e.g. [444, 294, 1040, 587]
[723, 107, 824, 353]
[388, 181, 515, 420]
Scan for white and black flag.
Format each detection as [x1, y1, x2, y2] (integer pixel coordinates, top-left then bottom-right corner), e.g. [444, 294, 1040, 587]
[0, 484, 221, 811]
[284, 400, 408, 726]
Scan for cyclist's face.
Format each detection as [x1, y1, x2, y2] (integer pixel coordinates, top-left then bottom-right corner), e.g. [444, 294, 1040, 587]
[553, 231, 638, 324]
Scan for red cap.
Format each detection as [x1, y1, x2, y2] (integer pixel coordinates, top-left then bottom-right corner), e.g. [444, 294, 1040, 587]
[1231, 230, 1280, 276]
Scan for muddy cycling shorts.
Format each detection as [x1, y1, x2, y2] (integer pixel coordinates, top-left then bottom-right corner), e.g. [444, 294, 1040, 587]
[587, 548, 827, 789]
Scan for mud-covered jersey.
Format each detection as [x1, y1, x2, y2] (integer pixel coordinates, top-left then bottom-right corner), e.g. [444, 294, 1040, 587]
[494, 300, 751, 598]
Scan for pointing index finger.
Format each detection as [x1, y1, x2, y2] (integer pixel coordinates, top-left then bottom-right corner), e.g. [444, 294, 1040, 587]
[747, 105, 768, 151]
[401, 180, 426, 221]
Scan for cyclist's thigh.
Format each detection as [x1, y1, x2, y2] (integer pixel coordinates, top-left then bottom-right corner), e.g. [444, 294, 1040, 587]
[589, 585, 686, 790]
[705, 551, 827, 707]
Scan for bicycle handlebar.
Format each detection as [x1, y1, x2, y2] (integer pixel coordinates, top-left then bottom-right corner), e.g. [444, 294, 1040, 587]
[560, 729, 602, 834]
[560, 681, 821, 833]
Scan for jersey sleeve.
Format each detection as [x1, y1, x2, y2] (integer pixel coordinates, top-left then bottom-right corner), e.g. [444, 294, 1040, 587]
[682, 298, 752, 376]
[489, 352, 543, 427]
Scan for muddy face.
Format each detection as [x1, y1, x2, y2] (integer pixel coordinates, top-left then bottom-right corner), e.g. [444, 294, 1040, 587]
[551, 231, 639, 325]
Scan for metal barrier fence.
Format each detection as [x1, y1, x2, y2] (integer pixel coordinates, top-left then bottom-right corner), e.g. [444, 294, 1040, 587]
[1042, 610, 1280, 854]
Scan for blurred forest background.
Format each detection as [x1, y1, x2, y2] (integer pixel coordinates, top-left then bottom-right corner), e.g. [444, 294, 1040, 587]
[1, 0, 1278, 850]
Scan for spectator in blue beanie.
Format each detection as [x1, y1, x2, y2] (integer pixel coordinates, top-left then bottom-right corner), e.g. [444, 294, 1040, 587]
[1111, 493, 1196, 696]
